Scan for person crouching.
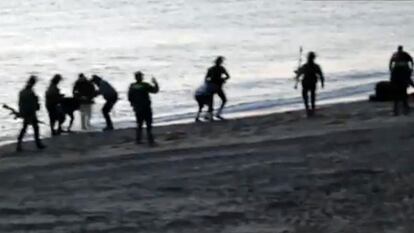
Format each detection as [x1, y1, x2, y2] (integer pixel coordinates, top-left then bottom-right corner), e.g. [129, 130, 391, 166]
[195, 82, 215, 122]
[91, 75, 118, 131]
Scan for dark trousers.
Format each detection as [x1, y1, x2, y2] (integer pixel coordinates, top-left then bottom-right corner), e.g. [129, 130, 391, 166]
[102, 98, 117, 129]
[46, 104, 64, 135]
[392, 83, 410, 115]
[135, 108, 154, 143]
[302, 83, 316, 115]
[214, 86, 227, 115]
[17, 115, 42, 148]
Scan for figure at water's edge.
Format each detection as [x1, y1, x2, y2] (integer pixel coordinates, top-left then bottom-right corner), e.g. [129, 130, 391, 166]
[46, 74, 65, 136]
[16, 76, 46, 152]
[73, 73, 97, 130]
[91, 75, 118, 131]
[205, 56, 230, 120]
[128, 71, 159, 146]
[194, 81, 215, 122]
[389, 45, 414, 116]
[10, 47, 414, 152]
[295, 51, 325, 117]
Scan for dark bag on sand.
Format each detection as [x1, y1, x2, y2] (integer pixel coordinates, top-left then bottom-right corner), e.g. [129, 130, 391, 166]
[369, 81, 394, 102]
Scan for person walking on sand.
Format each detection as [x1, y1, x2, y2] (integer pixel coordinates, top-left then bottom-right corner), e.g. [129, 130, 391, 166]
[73, 73, 97, 130]
[46, 74, 65, 136]
[205, 56, 230, 120]
[295, 51, 325, 117]
[128, 71, 159, 145]
[91, 75, 118, 131]
[389, 45, 414, 116]
[16, 76, 46, 152]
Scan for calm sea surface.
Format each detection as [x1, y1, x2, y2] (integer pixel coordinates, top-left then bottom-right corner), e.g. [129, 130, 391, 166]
[1, 0, 413, 142]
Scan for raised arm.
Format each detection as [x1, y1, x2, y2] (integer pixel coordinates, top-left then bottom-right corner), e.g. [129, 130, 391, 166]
[149, 78, 160, 93]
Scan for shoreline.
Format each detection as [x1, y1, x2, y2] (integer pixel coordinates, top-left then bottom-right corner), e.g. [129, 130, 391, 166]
[0, 98, 360, 152]
[0, 76, 379, 146]
[0, 98, 406, 161]
[1, 99, 414, 231]
[0, 92, 370, 149]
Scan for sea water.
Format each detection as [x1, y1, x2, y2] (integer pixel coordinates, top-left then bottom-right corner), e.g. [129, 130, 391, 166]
[0, 0, 413, 142]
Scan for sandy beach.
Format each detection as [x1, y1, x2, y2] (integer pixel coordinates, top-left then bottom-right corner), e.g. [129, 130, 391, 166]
[1, 100, 414, 232]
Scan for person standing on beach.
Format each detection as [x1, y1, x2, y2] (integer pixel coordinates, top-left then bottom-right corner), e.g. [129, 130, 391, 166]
[205, 56, 230, 120]
[389, 45, 414, 116]
[73, 73, 97, 130]
[16, 76, 46, 152]
[46, 74, 65, 136]
[91, 75, 118, 131]
[128, 71, 159, 145]
[295, 51, 325, 117]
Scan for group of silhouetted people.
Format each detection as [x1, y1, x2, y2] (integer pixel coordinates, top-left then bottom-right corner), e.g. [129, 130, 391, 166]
[45, 73, 118, 135]
[15, 71, 161, 151]
[294, 46, 414, 117]
[12, 48, 414, 152]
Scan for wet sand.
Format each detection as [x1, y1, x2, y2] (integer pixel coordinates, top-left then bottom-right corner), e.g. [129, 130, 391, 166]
[1, 100, 414, 232]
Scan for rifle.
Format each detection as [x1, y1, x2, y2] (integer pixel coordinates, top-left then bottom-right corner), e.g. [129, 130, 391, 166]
[2, 104, 45, 124]
[294, 46, 303, 89]
[2, 104, 21, 119]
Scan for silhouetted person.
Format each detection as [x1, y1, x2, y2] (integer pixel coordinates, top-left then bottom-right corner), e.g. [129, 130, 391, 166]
[91, 75, 118, 131]
[295, 51, 325, 117]
[389, 45, 414, 115]
[128, 71, 159, 145]
[45, 74, 65, 135]
[16, 76, 46, 152]
[73, 73, 97, 130]
[195, 82, 215, 122]
[205, 56, 230, 119]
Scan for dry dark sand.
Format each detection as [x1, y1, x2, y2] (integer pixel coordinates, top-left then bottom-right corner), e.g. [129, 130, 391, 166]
[0, 100, 414, 232]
